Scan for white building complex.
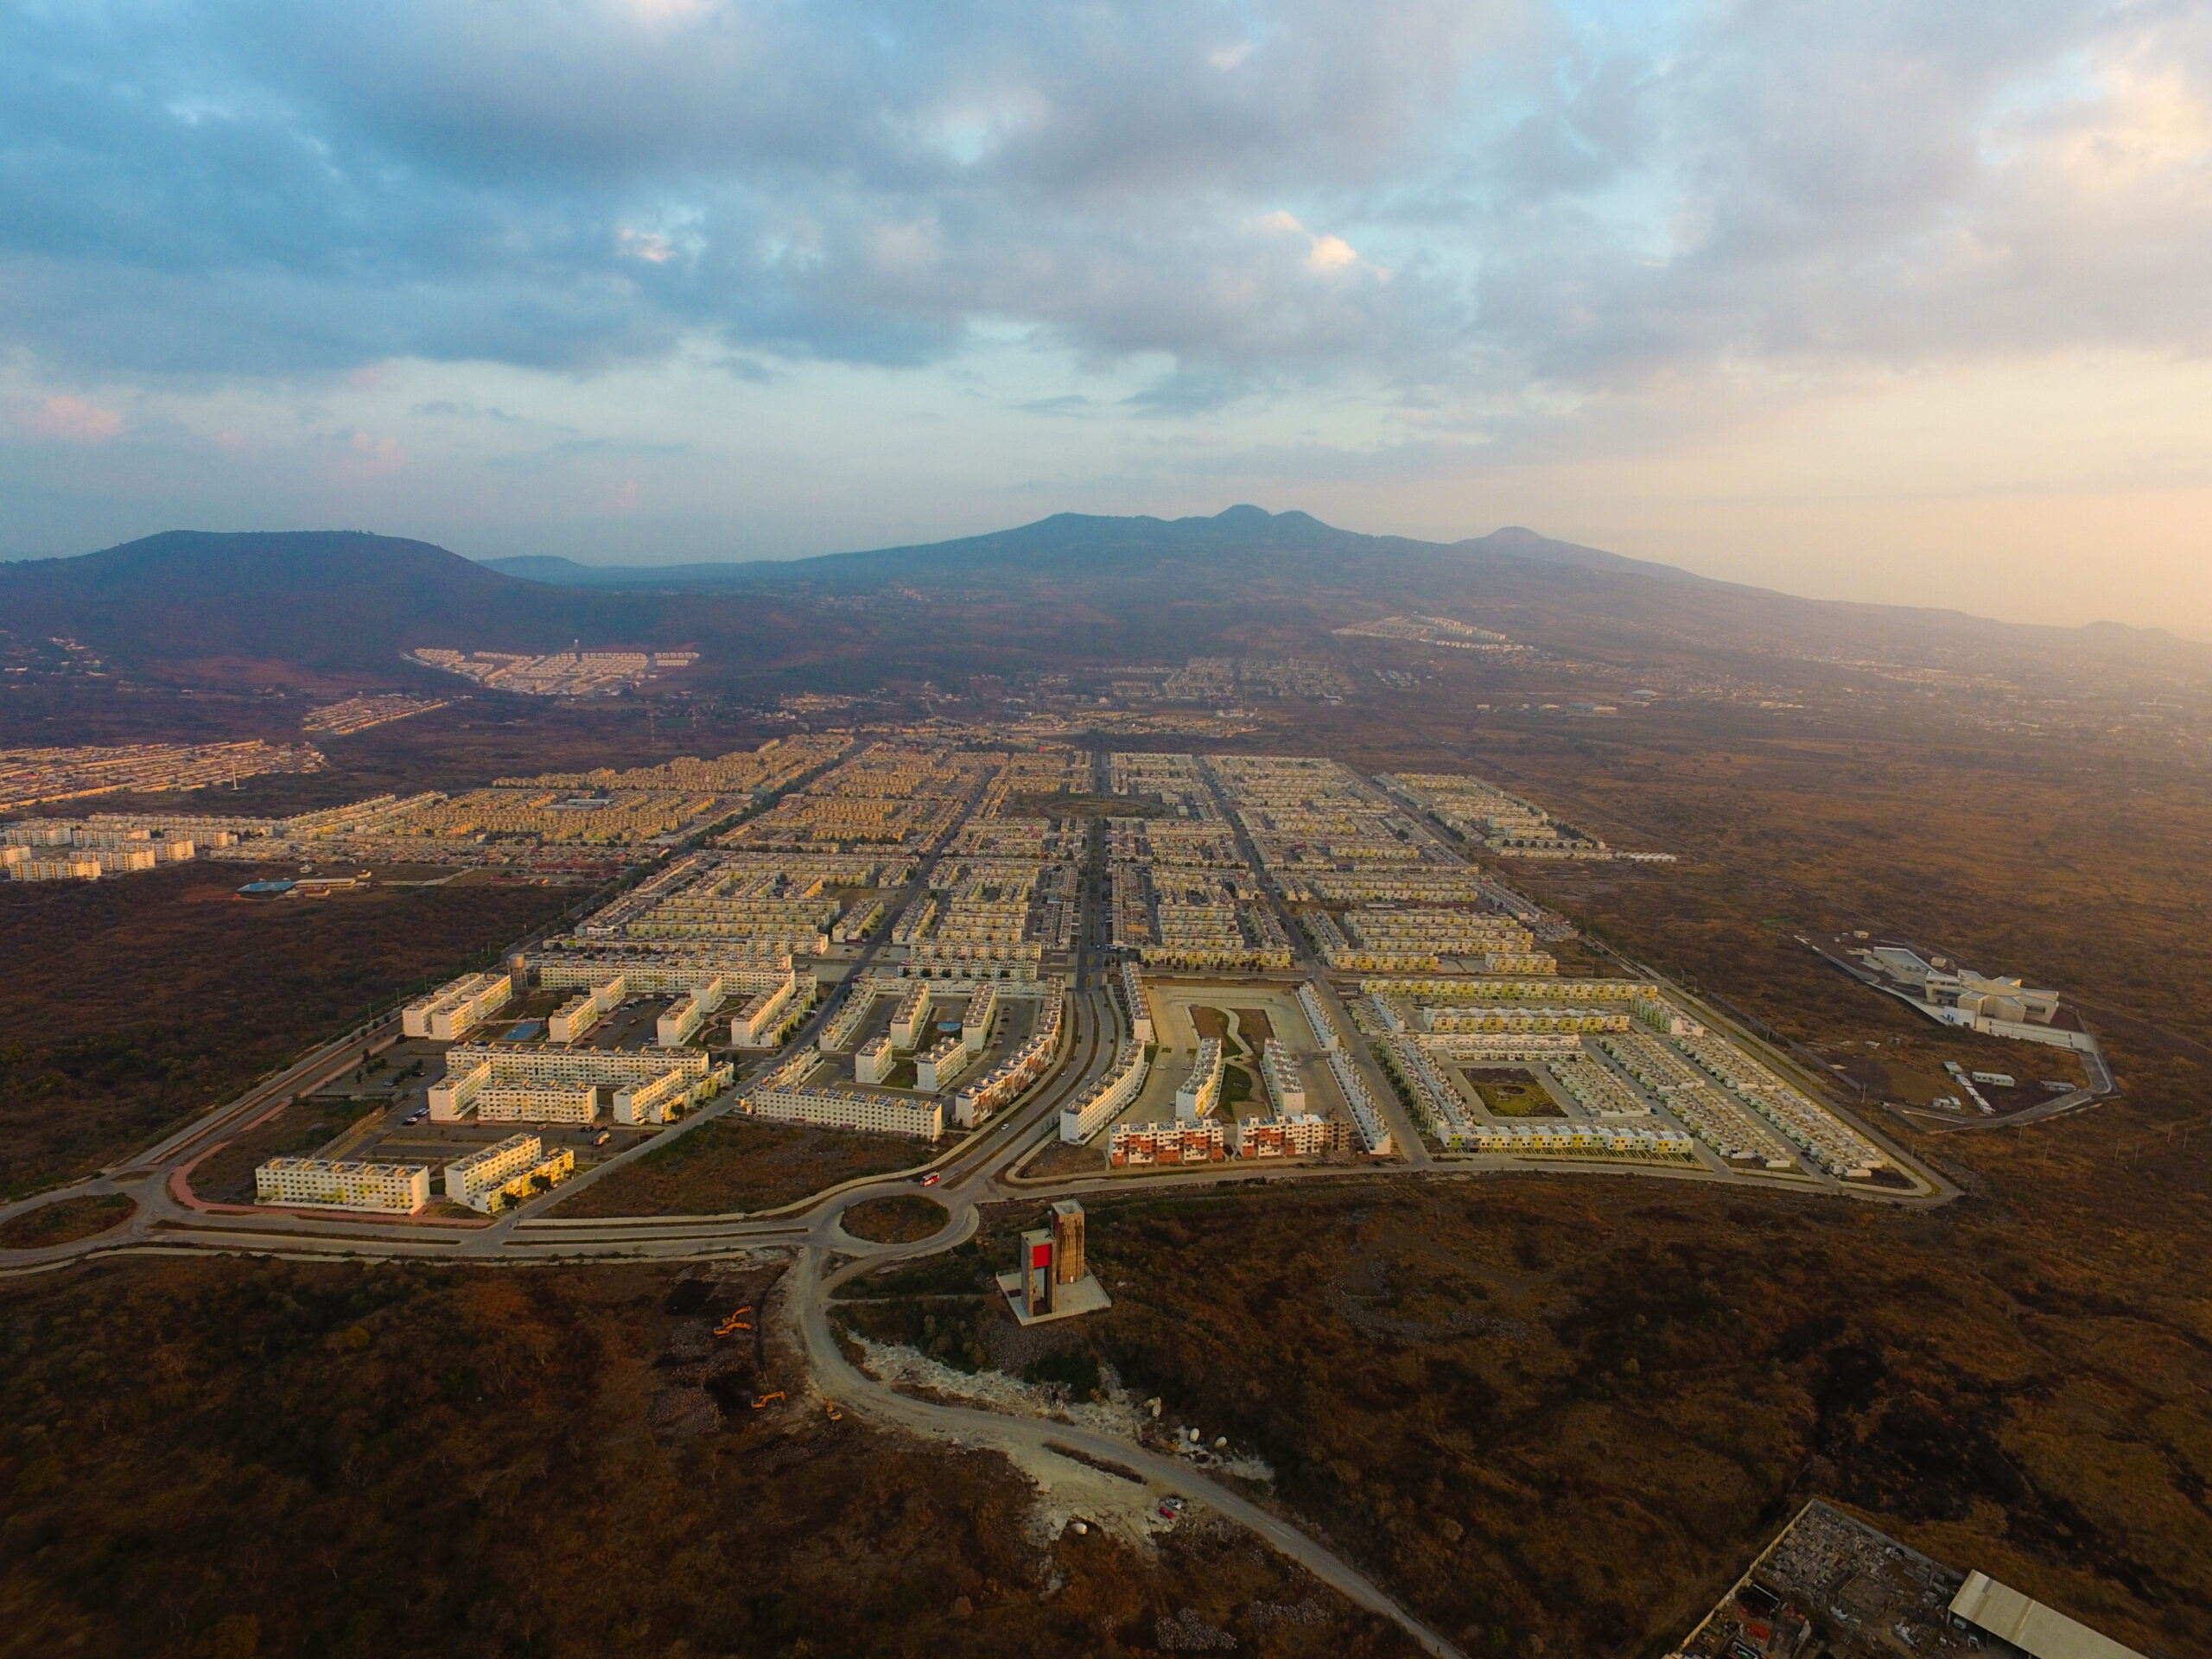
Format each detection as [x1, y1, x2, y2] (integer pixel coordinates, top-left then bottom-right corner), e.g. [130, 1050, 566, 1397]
[1260, 1038, 1306, 1114]
[431, 1042, 728, 1126]
[855, 1033, 895, 1085]
[1120, 961, 1154, 1044]
[1325, 1047, 1394, 1154]
[657, 980, 725, 1046]
[256, 1158, 431, 1213]
[550, 976, 624, 1042]
[960, 982, 998, 1052]
[1297, 981, 1340, 1050]
[730, 971, 802, 1047]
[916, 1036, 976, 1093]
[443, 1134, 575, 1212]
[744, 1048, 945, 1140]
[1230, 1114, 1334, 1158]
[951, 977, 1065, 1128]
[888, 979, 934, 1047]
[402, 972, 514, 1040]
[1176, 1039, 1224, 1123]
[1059, 1041, 1153, 1143]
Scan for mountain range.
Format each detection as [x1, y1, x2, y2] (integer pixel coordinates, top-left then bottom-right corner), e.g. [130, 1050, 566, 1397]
[475, 511, 1681, 592]
[0, 509, 2196, 695]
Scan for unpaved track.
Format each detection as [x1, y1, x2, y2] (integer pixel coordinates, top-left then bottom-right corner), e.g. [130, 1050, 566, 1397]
[796, 1235, 1471, 1659]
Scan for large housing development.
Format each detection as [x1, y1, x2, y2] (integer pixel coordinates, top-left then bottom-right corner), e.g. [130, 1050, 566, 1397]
[235, 733, 1926, 1224]
[0, 740, 326, 813]
[1082, 750, 1898, 1189]
[50, 736, 849, 879]
[408, 646, 699, 696]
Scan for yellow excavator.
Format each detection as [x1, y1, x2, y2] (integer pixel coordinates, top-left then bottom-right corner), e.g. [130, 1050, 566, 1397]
[714, 1306, 753, 1338]
[751, 1391, 785, 1409]
[824, 1401, 844, 1422]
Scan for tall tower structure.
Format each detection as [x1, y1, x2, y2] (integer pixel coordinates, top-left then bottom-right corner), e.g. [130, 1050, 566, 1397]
[1052, 1198, 1085, 1287]
[1021, 1227, 1054, 1319]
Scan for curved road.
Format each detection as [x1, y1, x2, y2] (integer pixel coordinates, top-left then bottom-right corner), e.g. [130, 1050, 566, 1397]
[1, 880, 1968, 1656]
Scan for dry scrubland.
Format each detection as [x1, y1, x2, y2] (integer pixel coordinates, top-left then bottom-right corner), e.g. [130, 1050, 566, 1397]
[842, 1194, 951, 1243]
[0, 1257, 1419, 1659]
[0, 866, 575, 1197]
[550, 1116, 927, 1217]
[8, 694, 2212, 1655]
[0, 1193, 133, 1249]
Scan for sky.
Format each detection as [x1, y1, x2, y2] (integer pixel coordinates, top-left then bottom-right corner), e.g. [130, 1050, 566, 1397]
[3, 1, 2210, 636]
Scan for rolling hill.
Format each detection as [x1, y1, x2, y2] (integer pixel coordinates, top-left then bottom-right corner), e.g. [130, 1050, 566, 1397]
[3, 512, 2199, 696]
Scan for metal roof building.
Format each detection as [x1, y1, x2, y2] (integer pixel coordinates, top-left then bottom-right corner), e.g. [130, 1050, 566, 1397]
[1949, 1572, 2146, 1659]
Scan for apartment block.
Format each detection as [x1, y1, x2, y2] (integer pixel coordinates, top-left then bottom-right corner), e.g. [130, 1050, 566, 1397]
[747, 1084, 944, 1140]
[916, 1036, 976, 1093]
[1325, 1047, 1394, 1154]
[1109, 1120, 1226, 1166]
[549, 976, 624, 1042]
[888, 979, 934, 1047]
[431, 1042, 718, 1124]
[729, 970, 801, 1047]
[657, 977, 728, 1046]
[445, 1133, 554, 1211]
[1230, 1114, 1335, 1158]
[1119, 960, 1154, 1044]
[256, 1157, 430, 1213]
[1059, 1042, 1151, 1143]
[1176, 1038, 1224, 1123]
[1297, 982, 1340, 1050]
[402, 972, 515, 1040]
[960, 982, 999, 1052]
[953, 977, 1065, 1128]
[855, 1033, 895, 1085]
[1259, 1038, 1306, 1114]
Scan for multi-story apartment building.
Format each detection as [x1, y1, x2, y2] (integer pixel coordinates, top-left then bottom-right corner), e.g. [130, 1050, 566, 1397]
[1230, 1114, 1335, 1158]
[402, 972, 515, 1041]
[256, 1158, 430, 1213]
[430, 1042, 721, 1125]
[1109, 1121, 1226, 1166]
[549, 976, 624, 1043]
[1059, 1042, 1151, 1143]
[1176, 1039, 1224, 1122]
[444, 1133, 570, 1211]
[747, 1084, 943, 1140]
[1259, 1039, 1306, 1115]
[855, 1034, 895, 1085]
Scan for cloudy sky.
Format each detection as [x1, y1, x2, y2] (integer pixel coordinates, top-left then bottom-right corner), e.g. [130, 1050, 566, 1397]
[4, 0, 2210, 634]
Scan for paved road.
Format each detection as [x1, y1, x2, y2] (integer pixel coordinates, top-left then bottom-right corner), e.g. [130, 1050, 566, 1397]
[0, 761, 1977, 1654]
[1196, 758, 1432, 1164]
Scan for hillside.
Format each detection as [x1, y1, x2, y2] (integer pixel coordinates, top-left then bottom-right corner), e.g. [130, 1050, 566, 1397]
[8, 514, 2204, 699]
[0, 531, 791, 688]
[482, 508, 1674, 594]
[0, 531, 685, 679]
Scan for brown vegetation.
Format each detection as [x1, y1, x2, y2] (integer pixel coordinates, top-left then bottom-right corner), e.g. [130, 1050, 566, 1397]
[0, 865, 575, 1198]
[0, 1255, 1420, 1658]
[0, 1193, 133, 1249]
[1230, 1007, 1276, 1046]
[842, 1193, 950, 1243]
[550, 1115, 925, 1217]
